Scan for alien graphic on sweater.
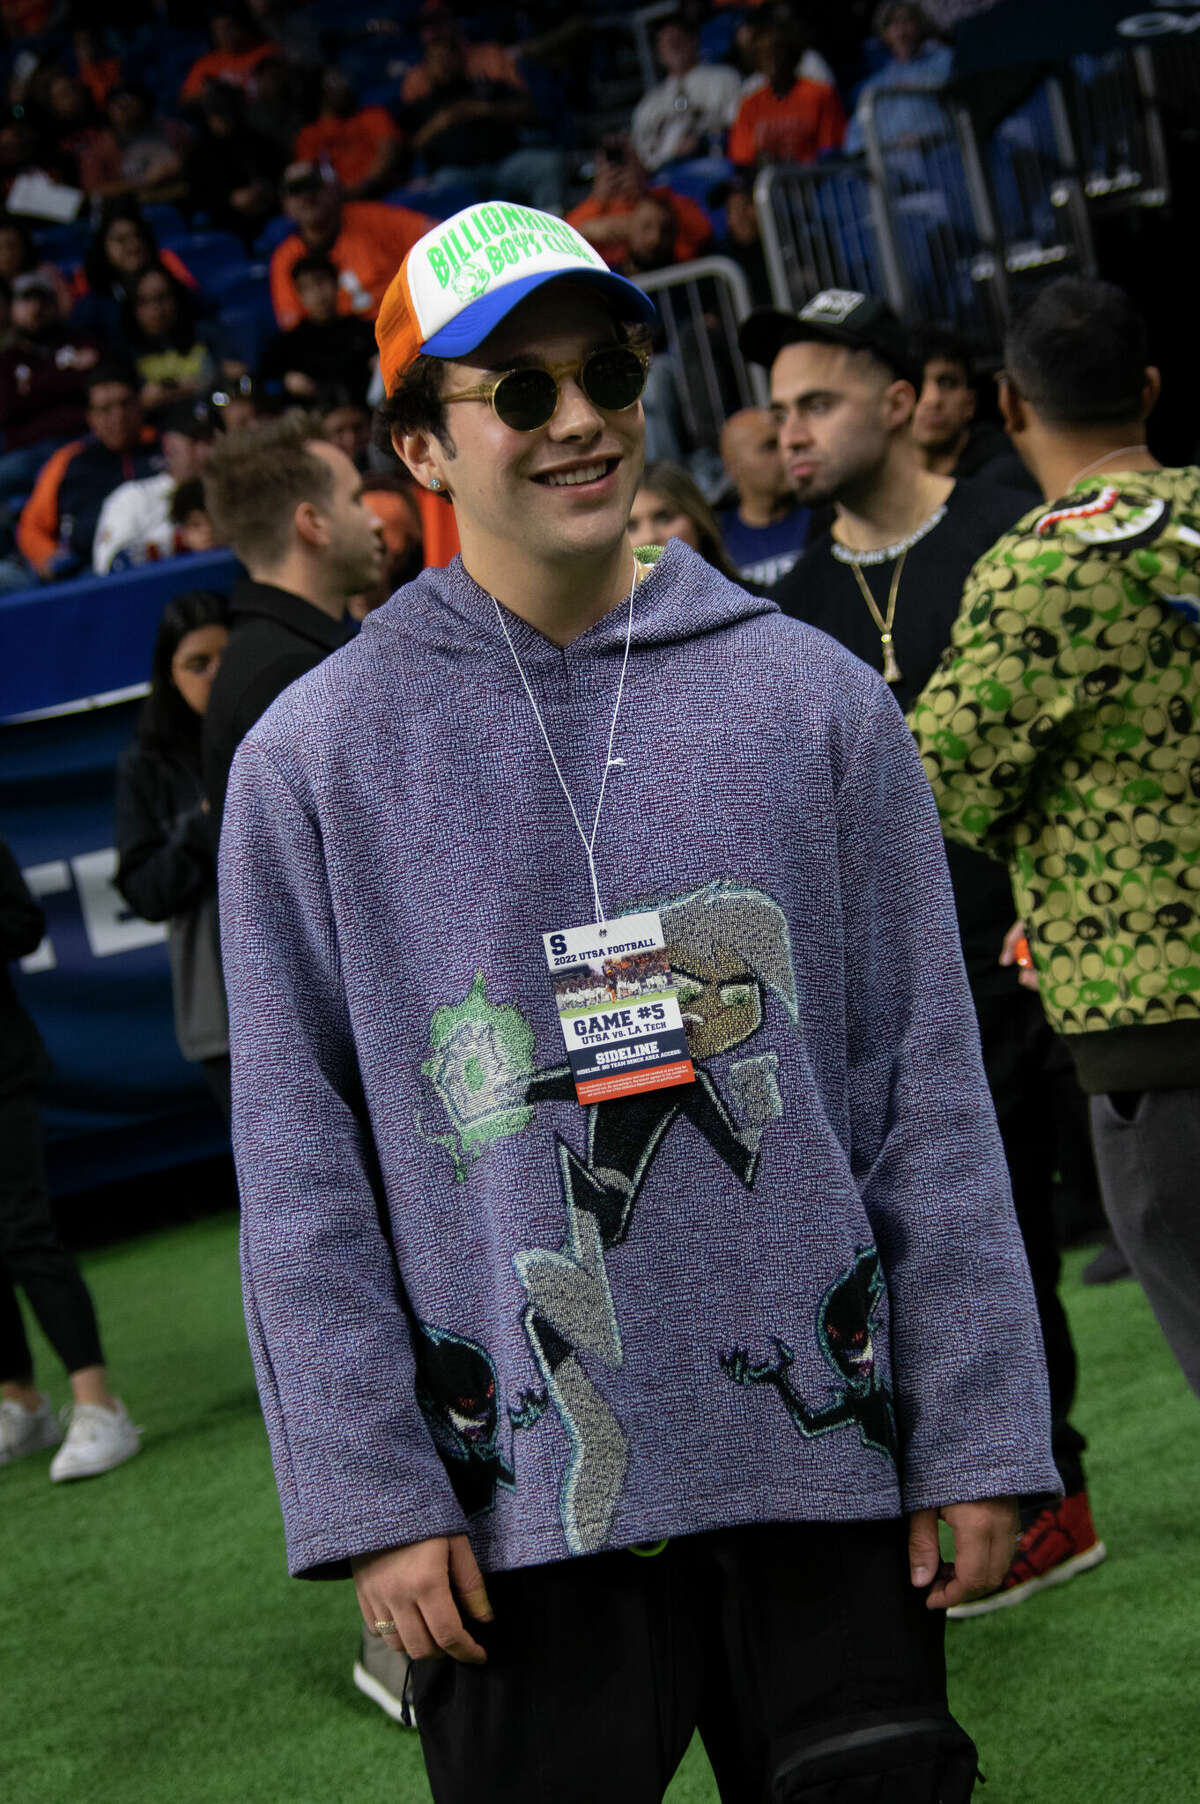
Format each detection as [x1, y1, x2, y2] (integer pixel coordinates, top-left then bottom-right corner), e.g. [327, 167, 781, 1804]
[417, 879, 890, 1556]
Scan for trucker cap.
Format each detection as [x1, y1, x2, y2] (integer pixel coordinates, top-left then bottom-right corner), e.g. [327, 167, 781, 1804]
[375, 201, 658, 395]
[738, 288, 922, 388]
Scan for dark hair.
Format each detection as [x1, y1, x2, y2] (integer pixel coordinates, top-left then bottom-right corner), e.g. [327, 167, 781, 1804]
[292, 254, 338, 286]
[1005, 278, 1150, 427]
[170, 476, 209, 525]
[636, 459, 742, 582]
[86, 360, 138, 401]
[910, 324, 978, 389]
[137, 589, 230, 756]
[0, 272, 11, 307]
[120, 261, 198, 355]
[83, 200, 159, 298]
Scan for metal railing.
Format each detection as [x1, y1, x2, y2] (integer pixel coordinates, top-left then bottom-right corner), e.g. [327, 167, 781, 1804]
[754, 159, 903, 318]
[634, 256, 767, 451]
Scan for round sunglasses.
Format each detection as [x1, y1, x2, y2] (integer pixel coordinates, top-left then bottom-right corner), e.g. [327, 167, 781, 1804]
[440, 345, 650, 433]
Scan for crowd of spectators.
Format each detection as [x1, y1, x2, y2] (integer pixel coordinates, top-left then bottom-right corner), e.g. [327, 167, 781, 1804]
[0, 0, 970, 594]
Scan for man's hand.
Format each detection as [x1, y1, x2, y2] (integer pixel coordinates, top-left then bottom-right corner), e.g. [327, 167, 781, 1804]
[908, 1498, 1018, 1610]
[999, 919, 1040, 991]
[351, 1533, 493, 1663]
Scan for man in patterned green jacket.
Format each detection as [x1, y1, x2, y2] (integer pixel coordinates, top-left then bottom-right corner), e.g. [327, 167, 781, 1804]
[911, 278, 1200, 1410]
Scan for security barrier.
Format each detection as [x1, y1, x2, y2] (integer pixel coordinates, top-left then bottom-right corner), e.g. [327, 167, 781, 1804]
[634, 255, 768, 452]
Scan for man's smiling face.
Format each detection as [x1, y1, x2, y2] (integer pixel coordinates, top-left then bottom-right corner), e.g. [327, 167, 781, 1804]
[423, 284, 646, 571]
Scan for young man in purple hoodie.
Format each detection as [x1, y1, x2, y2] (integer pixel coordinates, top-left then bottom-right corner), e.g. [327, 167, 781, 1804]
[219, 203, 1058, 1803]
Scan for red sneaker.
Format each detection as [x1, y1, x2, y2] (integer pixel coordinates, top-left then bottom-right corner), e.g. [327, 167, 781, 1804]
[947, 1491, 1107, 1619]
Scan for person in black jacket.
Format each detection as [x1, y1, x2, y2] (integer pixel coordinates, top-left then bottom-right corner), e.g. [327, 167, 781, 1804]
[114, 590, 232, 1119]
[0, 840, 141, 1481]
[201, 413, 384, 825]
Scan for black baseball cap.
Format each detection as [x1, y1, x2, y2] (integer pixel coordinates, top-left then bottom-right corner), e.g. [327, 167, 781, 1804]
[159, 397, 218, 439]
[738, 289, 922, 388]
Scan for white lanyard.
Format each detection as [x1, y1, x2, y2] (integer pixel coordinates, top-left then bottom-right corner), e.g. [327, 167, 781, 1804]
[489, 559, 638, 928]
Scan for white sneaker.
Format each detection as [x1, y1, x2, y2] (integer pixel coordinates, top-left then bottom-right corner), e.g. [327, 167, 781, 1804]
[49, 1399, 141, 1482]
[0, 1393, 62, 1466]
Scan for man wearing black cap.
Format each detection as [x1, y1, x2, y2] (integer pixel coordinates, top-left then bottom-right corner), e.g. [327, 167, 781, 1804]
[92, 397, 216, 573]
[741, 288, 1103, 1614]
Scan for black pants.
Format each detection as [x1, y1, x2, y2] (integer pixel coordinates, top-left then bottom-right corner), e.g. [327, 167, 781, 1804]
[1089, 1087, 1200, 1398]
[975, 990, 1088, 1498]
[0, 1089, 103, 1382]
[412, 1520, 959, 1804]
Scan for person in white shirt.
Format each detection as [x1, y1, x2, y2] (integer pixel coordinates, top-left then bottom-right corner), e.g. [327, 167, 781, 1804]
[93, 398, 215, 574]
[630, 17, 743, 172]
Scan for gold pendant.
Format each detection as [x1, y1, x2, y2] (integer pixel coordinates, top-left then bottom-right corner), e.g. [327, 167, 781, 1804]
[880, 632, 903, 685]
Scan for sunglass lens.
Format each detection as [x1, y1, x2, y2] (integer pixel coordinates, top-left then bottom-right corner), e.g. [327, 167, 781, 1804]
[493, 367, 559, 431]
[582, 347, 647, 412]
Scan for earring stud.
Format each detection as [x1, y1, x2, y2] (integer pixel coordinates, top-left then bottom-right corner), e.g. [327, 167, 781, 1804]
[429, 478, 441, 491]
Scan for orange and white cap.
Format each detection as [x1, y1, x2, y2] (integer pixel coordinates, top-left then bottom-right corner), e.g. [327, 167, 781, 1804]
[375, 199, 657, 395]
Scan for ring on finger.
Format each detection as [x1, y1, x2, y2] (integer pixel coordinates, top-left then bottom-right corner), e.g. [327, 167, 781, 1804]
[373, 1618, 399, 1635]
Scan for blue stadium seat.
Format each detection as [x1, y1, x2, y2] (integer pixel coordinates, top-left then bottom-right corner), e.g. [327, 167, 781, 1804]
[216, 269, 277, 370]
[142, 203, 189, 242]
[385, 182, 479, 220]
[254, 216, 295, 258]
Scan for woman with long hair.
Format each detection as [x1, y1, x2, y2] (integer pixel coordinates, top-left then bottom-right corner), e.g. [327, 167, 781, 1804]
[118, 262, 223, 413]
[114, 590, 231, 1118]
[71, 200, 196, 341]
[629, 459, 745, 583]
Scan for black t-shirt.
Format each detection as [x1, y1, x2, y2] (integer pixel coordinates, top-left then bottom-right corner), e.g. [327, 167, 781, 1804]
[771, 478, 1035, 989]
[401, 79, 521, 173]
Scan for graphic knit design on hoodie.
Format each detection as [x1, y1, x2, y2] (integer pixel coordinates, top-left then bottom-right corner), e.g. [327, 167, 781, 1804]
[220, 539, 1057, 1579]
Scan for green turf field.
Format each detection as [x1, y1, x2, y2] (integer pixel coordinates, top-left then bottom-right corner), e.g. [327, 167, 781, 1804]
[2, 1216, 1198, 1803]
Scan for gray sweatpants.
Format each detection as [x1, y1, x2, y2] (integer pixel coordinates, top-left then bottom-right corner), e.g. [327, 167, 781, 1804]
[1089, 1088, 1200, 1398]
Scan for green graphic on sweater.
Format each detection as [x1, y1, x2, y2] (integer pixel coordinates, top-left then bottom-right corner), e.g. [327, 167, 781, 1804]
[418, 972, 535, 1179]
[910, 470, 1200, 1039]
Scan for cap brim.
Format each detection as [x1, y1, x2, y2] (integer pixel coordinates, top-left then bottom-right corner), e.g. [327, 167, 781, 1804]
[421, 267, 657, 359]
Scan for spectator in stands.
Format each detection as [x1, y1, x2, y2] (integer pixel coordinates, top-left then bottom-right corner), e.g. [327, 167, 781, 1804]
[0, 211, 70, 317]
[0, 836, 142, 1483]
[707, 173, 772, 307]
[732, 6, 838, 94]
[73, 27, 121, 112]
[352, 473, 424, 618]
[568, 136, 711, 272]
[77, 82, 189, 206]
[320, 391, 372, 472]
[201, 413, 384, 822]
[183, 80, 282, 246]
[912, 276, 1200, 1418]
[0, 273, 100, 503]
[269, 164, 433, 333]
[259, 254, 378, 404]
[40, 70, 105, 189]
[629, 459, 743, 581]
[397, 18, 565, 215]
[171, 477, 217, 554]
[911, 325, 1038, 494]
[717, 406, 812, 584]
[16, 362, 159, 580]
[245, 0, 323, 72]
[843, 4, 952, 157]
[114, 591, 232, 1118]
[242, 54, 310, 162]
[294, 71, 405, 201]
[119, 264, 226, 416]
[179, 7, 280, 106]
[93, 396, 216, 574]
[744, 289, 1099, 1612]
[630, 16, 743, 173]
[73, 201, 197, 344]
[728, 20, 845, 169]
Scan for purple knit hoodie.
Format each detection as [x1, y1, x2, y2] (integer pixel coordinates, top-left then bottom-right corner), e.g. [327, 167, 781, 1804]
[219, 538, 1057, 1580]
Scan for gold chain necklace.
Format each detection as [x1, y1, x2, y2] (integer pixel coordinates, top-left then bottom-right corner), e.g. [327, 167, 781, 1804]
[846, 549, 908, 685]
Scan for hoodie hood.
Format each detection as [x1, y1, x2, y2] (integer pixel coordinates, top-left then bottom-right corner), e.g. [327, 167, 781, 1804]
[359, 537, 778, 668]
